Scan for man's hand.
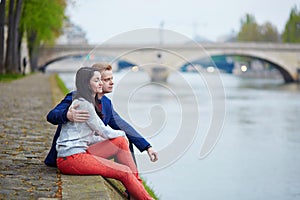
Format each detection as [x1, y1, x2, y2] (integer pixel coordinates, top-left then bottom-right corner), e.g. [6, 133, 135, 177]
[147, 147, 158, 162]
[67, 104, 90, 122]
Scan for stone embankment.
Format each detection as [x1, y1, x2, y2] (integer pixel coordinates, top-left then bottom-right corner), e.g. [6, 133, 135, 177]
[0, 73, 125, 199]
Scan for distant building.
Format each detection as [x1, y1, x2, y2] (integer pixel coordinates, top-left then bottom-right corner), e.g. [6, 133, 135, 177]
[193, 34, 212, 43]
[217, 30, 237, 43]
[56, 19, 88, 44]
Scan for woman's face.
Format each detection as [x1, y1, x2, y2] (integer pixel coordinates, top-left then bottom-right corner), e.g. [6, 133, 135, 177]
[90, 71, 103, 96]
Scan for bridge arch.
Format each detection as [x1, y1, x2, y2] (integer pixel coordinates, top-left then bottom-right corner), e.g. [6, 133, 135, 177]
[39, 54, 140, 73]
[38, 43, 300, 83]
[173, 51, 295, 83]
[39, 54, 84, 72]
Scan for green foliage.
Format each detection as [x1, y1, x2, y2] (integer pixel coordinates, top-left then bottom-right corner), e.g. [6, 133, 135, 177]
[18, 0, 67, 71]
[237, 13, 279, 42]
[282, 5, 300, 43]
[260, 22, 279, 42]
[55, 74, 70, 94]
[142, 179, 160, 199]
[106, 177, 159, 199]
[240, 13, 256, 25]
[21, 0, 67, 45]
[0, 73, 24, 82]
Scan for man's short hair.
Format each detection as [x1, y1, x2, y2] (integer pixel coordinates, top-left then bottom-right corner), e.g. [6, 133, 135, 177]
[91, 63, 112, 73]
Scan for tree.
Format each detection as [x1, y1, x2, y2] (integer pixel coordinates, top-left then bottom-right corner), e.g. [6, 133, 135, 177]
[0, 0, 6, 74]
[237, 13, 279, 42]
[237, 14, 261, 41]
[282, 6, 300, 43]
[260, 22, 280, 42]
[237, 14, 279, 42]
[0, 0, 67, 74]
[20, 0, 66, 71]
[5, 0, 23, 74]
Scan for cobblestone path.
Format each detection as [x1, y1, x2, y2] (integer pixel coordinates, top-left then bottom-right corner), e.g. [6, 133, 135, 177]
[0, 73, 59, 199]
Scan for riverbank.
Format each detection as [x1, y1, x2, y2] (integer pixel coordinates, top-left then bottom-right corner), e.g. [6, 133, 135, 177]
[0, 73, 126, 199]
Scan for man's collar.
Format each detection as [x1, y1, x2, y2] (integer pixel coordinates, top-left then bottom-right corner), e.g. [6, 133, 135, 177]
[97, 93, 104, 100]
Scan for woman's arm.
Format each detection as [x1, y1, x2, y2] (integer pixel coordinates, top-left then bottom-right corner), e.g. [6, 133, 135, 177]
[78, 99, 125, 139]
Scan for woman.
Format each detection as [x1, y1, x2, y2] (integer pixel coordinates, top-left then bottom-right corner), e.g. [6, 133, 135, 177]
[56, 67, 153, 200]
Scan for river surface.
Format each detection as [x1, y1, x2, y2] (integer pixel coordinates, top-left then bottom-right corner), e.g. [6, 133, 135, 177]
[56, 68, 300, 200]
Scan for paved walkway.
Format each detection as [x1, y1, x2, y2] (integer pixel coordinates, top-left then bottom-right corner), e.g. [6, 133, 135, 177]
[0, 73, 125, 199]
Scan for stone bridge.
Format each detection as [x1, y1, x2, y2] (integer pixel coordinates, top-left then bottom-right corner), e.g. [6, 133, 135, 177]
[38, 42, 300, 83]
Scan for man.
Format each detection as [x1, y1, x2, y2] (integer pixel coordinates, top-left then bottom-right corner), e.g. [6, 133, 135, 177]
[45, 63, 158, 167]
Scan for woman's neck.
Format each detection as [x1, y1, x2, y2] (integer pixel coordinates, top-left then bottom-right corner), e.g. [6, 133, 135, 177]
[97, 93, 103, 100]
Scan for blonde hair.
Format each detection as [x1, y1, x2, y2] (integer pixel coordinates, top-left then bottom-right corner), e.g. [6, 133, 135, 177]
[91, 63, 112, 73]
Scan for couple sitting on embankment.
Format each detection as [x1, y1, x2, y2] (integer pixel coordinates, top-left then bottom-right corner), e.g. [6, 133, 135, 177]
[45, 63, 158, 200]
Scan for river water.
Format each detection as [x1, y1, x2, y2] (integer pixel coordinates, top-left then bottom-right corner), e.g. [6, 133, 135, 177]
[57, 68, 300, 200]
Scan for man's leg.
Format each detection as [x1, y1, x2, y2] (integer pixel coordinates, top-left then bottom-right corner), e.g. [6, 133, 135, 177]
[129, 141, 137, 164]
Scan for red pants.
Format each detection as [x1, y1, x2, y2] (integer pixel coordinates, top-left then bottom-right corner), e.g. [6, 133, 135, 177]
[57, 137, 152, 200]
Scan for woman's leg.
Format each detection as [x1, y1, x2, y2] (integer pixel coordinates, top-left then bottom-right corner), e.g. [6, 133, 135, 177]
[57, 153, 152, 200]
[87, 137, 141, 181]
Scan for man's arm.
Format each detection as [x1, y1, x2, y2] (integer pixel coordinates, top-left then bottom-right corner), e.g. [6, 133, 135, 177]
[47, 92, 90, 125]
[109, 106, 158, 162]
[109, 107, 149, 149]
[109, 108, 158, 162]
[47, 92, 73, 125]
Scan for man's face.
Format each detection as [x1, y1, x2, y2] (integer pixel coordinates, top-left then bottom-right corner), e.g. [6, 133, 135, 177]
[100, 70, 114, 94]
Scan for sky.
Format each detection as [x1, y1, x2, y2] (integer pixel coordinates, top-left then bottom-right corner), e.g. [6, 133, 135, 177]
[66, 0, 299, 44]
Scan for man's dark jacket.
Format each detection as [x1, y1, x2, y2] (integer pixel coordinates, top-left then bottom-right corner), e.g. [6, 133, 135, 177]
[44, 92, 151, 167]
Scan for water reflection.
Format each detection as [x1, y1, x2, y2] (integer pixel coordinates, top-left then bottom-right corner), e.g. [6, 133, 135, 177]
[58, 70, 300, 200]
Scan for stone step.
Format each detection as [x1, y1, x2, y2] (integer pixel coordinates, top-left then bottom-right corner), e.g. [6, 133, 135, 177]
[61, 175, 127, 200]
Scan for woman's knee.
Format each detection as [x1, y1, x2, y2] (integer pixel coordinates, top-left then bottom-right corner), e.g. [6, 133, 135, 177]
[111, 137, 129, 148]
